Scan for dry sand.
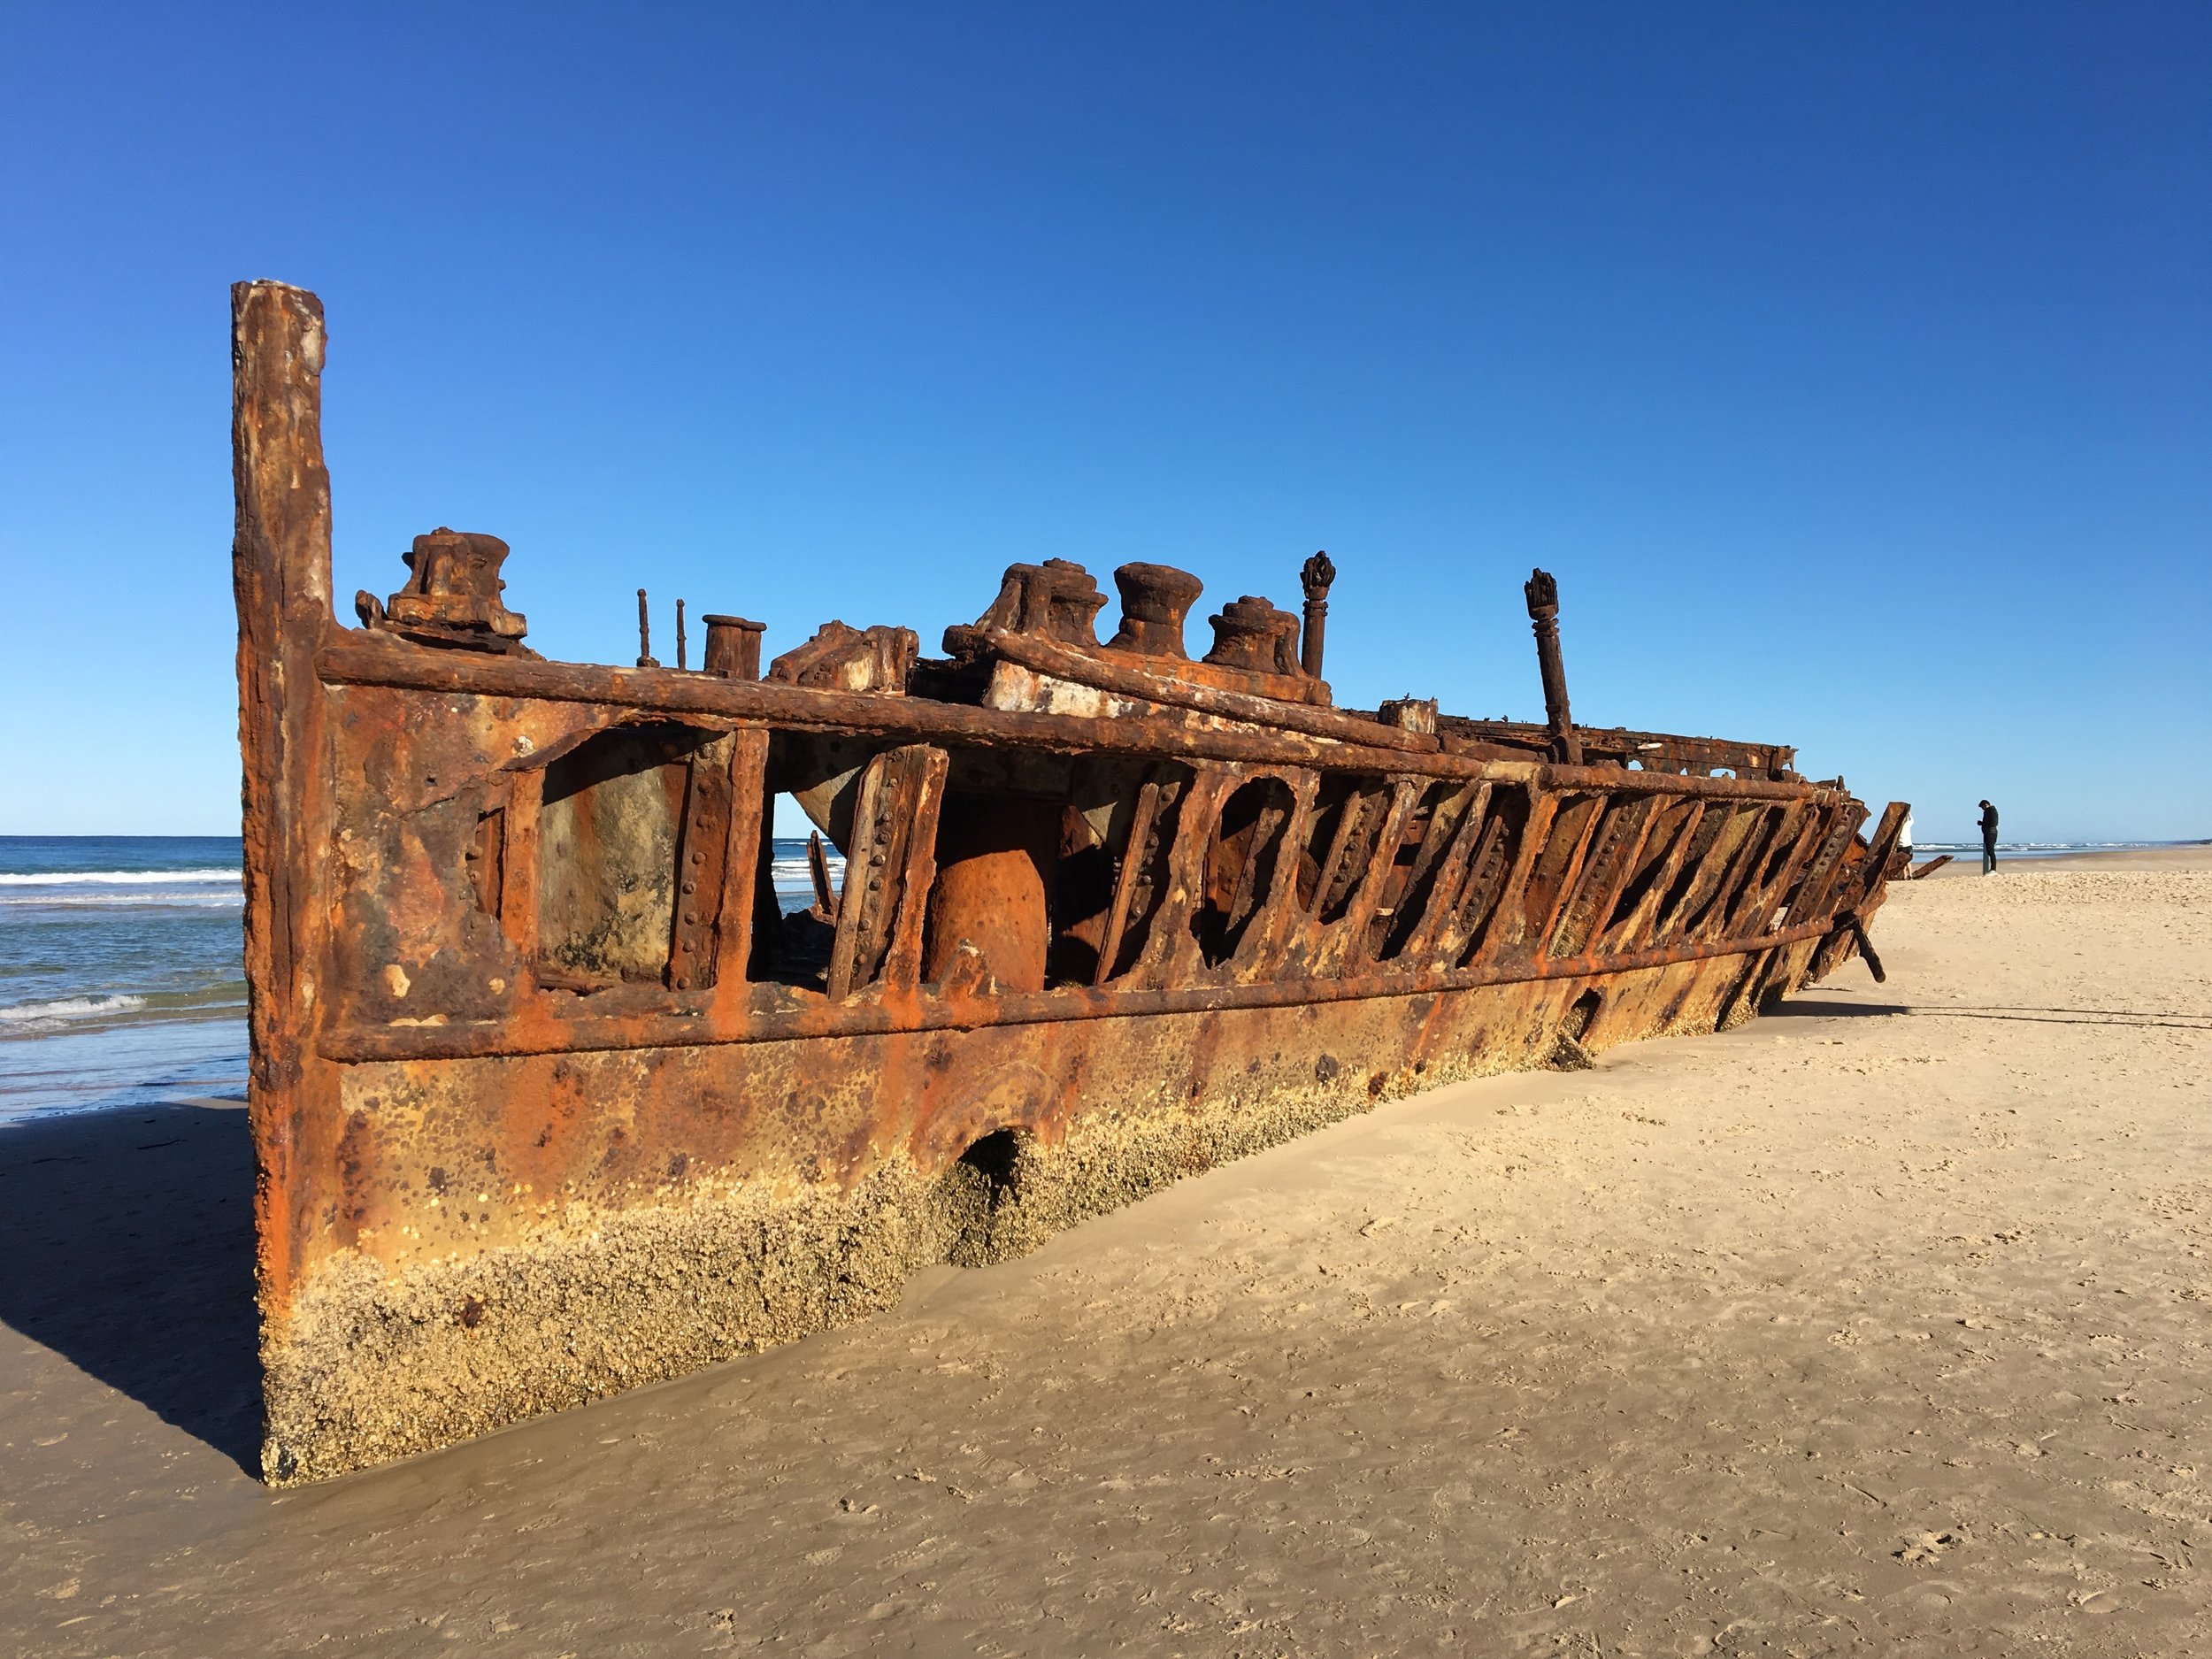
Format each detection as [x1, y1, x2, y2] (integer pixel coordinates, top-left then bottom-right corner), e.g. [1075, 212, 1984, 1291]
[4, 847, 2208, 1656]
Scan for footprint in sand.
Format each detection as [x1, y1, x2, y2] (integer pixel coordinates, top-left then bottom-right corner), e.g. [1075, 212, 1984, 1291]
[1893, 1540, 1964, 1566]
[1895, 1530, 1964, 1564]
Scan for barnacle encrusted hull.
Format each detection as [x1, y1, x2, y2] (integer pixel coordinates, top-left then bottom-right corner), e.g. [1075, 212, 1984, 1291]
[232, 281, 1906, 1483]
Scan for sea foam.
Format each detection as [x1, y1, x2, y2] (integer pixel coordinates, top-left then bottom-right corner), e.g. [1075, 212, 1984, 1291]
[0, 994, 150, 1030]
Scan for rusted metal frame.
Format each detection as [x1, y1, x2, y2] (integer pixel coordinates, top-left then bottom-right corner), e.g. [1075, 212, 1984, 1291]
[231, 281, 341, 1319]
[1396, 780, 1495, 968]
[1547, 793, 1660, 959]
[496, 772, 543, 964]
[1092, 776, 1163, 987]
[1696, 805, 1793, 943]
[985, 629, 1431, 752]
[1305, 784, 1367, 920]
[1524, 791, 1611, 962]
[1800, 801, 1909, 991]
[1733, 805, 1830, 940]
[1779, 802, 1871, 931]
[1221, 777, 1295, 948]
[1463, 791, 1563, 968]
[1144, 765, 1243, 985]
[1431, 802, 1517, 966]
[709, 728, 771, 990]
[874, 750, 949, 995]
[1314, 777, 1424, 978]
[667, 736, 735, 992]
[1240, 771, 1325, 983]
[1272, 778, 1377, 977]
[326, 915, 1839, 1063]
[314, 631, 1839, 807]
[1376, 779, 1484, 963]
[826, 744, 949, 999]
[1847, 802, 1911, 918]
[1733, 803, 1868, 1010]
[1660, 803, 1759, 941]
[1604, 801, 1706, 954]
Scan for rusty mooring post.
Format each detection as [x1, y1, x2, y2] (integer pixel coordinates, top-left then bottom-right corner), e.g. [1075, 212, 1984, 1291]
[702, 614, 766, 680]
[675, 599, 687, 670]
[1300, 549, 1335, 680]
[1524, 568, 1582, 765]
[636, 588, 659, 668]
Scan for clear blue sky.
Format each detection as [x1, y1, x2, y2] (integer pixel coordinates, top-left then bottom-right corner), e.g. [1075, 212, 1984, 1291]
[3, 4, 2205, 842]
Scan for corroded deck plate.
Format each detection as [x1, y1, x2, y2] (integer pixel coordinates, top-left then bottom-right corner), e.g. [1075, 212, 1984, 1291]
[231, 281, 1904, 1483]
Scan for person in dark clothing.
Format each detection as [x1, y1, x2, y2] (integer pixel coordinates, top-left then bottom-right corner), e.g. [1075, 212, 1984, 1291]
[1978, 799, 2000, 874]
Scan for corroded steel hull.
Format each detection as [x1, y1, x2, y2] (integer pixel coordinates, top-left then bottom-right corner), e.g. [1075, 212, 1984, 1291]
[232, 282, 1904, 1483]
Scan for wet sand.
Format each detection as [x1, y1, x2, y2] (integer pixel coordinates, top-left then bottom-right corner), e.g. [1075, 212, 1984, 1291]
[4, 847, 2208, 1655]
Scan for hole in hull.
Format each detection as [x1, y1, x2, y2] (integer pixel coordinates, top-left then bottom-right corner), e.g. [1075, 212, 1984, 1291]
[937, 1129, 1027, 1267]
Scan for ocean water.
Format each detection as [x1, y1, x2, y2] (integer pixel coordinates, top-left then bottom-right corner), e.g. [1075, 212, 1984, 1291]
[0, 836, 250, 1123]
[1910, 840, 2191, 860]
[0, 835, 839, 1125]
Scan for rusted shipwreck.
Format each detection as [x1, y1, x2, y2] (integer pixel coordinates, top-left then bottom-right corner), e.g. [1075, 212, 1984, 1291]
[232, 280, 1907, 1483]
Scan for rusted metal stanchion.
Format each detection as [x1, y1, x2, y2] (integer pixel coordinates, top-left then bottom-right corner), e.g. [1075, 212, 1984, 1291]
[1299, 549, 1335, 681]
[1524, 567, 1582, 765]
[676, 599, 687, 671]
[636, 588, 659, 668]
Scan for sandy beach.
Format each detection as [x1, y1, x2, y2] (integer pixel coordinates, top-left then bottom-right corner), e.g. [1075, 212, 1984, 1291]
[3, 846, 2206, 1656]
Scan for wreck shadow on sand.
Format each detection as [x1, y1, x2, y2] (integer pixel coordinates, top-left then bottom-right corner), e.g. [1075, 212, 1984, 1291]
[1770, 998, 2210, 1032]
[0, 1100, 261, 1474]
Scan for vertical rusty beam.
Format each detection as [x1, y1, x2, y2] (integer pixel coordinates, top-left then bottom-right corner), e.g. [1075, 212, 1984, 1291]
[710, 728, 771, 991]
[500, 769, 544, 966]
[1523, 569, 1581, 765]
[828, 744, 949, 998]
[231, 280, 337, 1327]
[874, 749, 949, 995]
[668, 737, 735, 991]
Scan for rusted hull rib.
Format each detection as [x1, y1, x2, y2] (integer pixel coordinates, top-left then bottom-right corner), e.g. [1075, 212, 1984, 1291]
[232, 282, 1903, 1483]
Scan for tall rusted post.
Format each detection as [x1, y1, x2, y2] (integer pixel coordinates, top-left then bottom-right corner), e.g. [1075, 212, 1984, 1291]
[231, 280, 341, 1404]
[1299, 549, 1335, 680]
[1524, 567, 1582, 765]
[636, 588, 658, 667]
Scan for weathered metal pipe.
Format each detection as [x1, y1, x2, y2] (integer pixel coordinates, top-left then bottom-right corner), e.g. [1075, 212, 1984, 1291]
[1524, 567, 1581, 765]
[1299, 549, 1335, 680]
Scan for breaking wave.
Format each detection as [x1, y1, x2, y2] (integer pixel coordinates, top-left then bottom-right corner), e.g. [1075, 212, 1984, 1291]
[0, 993, 149, 1030]
[0, 868, 241, 886]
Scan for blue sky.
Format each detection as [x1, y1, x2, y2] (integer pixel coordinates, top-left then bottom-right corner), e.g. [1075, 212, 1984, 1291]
[2, 4, 2205, 841]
